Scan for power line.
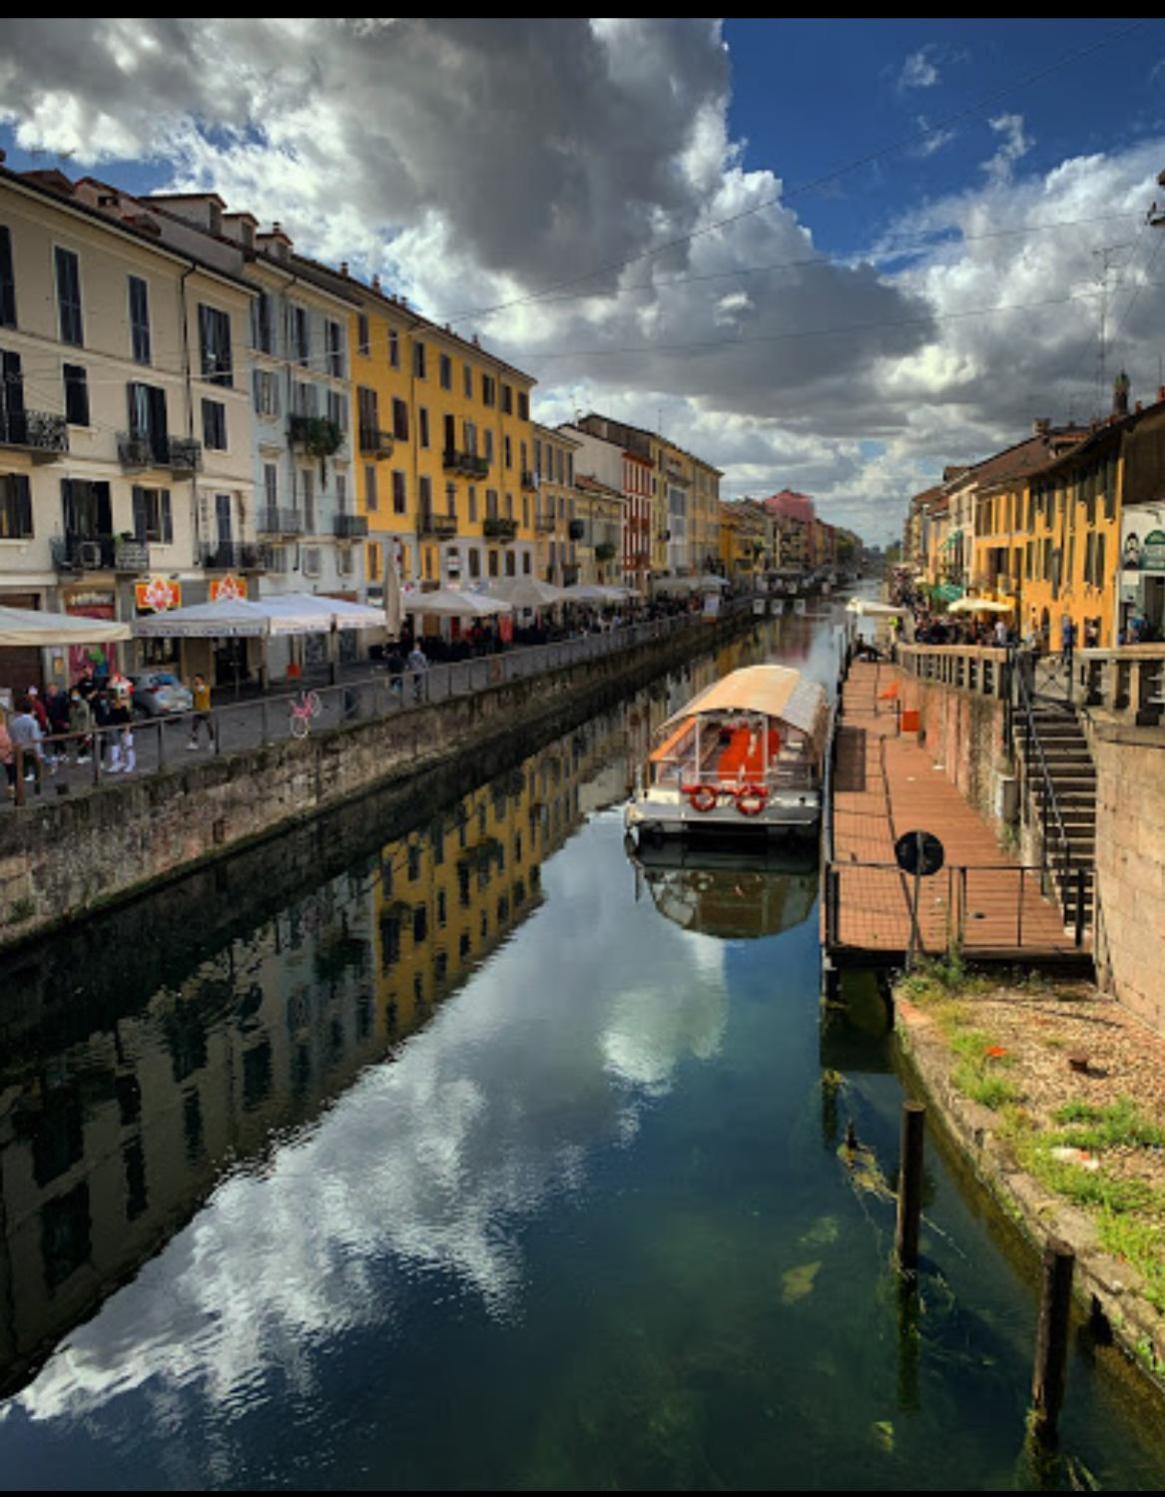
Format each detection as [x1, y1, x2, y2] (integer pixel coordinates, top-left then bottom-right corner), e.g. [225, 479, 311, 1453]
[435, 19, 1150, 325]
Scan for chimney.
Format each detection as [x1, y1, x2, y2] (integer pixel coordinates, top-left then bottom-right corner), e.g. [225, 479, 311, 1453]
[371, 273, 381, 291]
[1033, 418, 1050, 436]
[340, 261, 349, 277]
[1113, 370, 1130, 417]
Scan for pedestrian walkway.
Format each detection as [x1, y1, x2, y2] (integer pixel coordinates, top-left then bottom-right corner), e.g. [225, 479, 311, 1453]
[824, 661, 1089, 968]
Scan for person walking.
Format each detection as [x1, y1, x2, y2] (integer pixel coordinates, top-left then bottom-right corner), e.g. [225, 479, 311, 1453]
[9, 696, 43, 794]
[107, 681, 135, 774]
[45, 683, 70, 769]
[407, 640, 429, 703]
[1061, 614, 1076, 670]
[0, 710, 15, 801]
[68, 687, 93, 764]
[189, 673, 214, 750]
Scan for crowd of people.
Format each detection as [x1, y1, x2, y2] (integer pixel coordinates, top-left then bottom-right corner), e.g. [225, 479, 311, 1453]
[1, 660, 140, 799]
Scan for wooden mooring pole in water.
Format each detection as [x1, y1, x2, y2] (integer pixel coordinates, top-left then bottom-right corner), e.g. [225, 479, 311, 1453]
[894, 1101, 925, 1273]
[1030, 1239, 1075, 1446]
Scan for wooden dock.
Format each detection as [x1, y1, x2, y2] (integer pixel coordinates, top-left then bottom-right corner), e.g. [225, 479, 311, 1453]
[822, 661, 1091, 971]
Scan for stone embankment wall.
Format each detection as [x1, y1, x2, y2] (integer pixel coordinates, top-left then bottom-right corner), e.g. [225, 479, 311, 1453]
[901, 675, 1012, 838]
[1090, 724, 1165, 1034]
[0, 615, 749, 950]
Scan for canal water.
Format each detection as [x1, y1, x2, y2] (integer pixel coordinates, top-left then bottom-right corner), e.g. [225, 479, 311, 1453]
[1, 605, 1162, 1490]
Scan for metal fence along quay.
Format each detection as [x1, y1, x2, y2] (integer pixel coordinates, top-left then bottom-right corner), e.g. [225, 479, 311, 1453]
[5, 602, 758, 810]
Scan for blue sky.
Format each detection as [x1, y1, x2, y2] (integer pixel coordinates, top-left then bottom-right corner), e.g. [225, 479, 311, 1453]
[1, 19, 1163, 542]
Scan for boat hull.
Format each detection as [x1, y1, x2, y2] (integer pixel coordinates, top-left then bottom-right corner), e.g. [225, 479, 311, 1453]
[625, 789, 819, 841]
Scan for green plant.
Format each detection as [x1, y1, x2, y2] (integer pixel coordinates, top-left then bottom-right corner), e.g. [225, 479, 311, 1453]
[5, 896, 35, 924]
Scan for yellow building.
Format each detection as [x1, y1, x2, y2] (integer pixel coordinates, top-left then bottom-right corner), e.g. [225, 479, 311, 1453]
[532, 422, 579, 585]
[305, 268, 537, 602]
[718, 499, 766, 580]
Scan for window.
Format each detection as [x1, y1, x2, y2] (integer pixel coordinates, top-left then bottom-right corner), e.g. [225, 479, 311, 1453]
[388, 328, 400, 368]
[201, 399, 227, 451]
[482, 373, 495, 406]
[484, 430, 494, 464]
[504, 492, 513, 519]
[0, 226, 15, 327]
[488, 549, 499, 577]
[55, 246, 83, 346]
[464, 419, 477, 455]
[392, 397, 409, 441]
[504, 435, 512, 468]
[254, 368, 280, 418]
[326, 389, 347, 432]
[326, 320, 344, 377]
[413, 340, 426, 379]
[365, 464, 378, 511]
[252, 292, 273, 352]
[468, 486, 477, 522]
[419, 474, 432, 510]
[522, 550, 531, 574]
[302, 470, 316, 534]
[502, 383, 513, 415]
[63, 364, 89, 426]
[439, 353, 452, 390]
[293, 380, 317, 417]
[357, 314, 370, 356]
[293, 305, 309, 366]
[128, 276, 150, 364]
[505, 550, 516, 577]
[445, 481, 457, 515]
[336, 472, 347, 514]
[468, 547, 481, 578]
[0, 473, 32, 538]
[463, 362, 472, 398]
[419, 407, 430, 448]
[358, 386, 379, 447]
[198, 304, 232, 385]
[132, 485, 173, 543]
[534, 441, 541, 478]
[264, 463, 278, 512]
[518, 391, 529, 421]
[486, 488, 498, 519]
[127, 382, 169, 458]
[392, 470, 407, 514]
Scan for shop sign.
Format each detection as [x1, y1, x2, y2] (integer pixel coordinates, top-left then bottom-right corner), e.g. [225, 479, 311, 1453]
[210, 574, 248, 601]
[135, 576, 182, 613]
[1121, 505, 1165, 573]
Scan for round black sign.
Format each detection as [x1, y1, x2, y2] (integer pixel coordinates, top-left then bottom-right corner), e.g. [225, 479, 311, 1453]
[895, 830, 945, 878]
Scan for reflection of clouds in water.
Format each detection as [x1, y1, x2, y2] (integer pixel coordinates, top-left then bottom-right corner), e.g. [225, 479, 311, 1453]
[601, 940, 727, 1092]
[15, 822, 729, 1430]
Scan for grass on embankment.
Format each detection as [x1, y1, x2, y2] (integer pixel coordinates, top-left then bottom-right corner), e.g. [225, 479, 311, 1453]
[897, 955, 1165, 1320]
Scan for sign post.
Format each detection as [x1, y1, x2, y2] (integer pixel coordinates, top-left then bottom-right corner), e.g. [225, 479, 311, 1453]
[895, 830, 945, 969]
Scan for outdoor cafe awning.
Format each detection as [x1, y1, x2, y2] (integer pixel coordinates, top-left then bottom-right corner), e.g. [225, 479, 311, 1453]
[0, 605, 132, 646]
[259, 593, 386, 634]
[947, 596, 1015, 614]
[132, 597, 273, 638]
[402, 588, 513, 618]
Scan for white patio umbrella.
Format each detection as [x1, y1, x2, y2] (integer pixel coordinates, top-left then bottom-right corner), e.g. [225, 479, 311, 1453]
[486, 577, 567, 608]
[132, 597, 272, 638]
[259, 593, 386, 633]
[0, 605, 131, 646]
[946, 596, 1015, 614]
[561, 584, 615, 604]
[696, 574, 728, 590]
[403, 588, 513, 618]
[845, 598, 899, 616]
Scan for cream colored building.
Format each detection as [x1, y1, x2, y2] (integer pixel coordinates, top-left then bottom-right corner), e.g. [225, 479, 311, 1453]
[0, 167, 256, 687]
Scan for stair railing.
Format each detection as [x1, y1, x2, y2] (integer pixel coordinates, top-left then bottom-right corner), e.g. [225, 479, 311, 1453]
[1013, 649, 1084, 943]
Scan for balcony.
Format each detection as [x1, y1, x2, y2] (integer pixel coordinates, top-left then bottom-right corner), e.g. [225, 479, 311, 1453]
[358, 427, 395, 458]
[521, 469, 537, 490]
[443, 449, 489, 478]
[483, 516, 518, 542]
[202, 541, 265, 571]
[289, 415, 345, 458]
[51, 535, 145, 572]
[258, 506, 305, 537]
[118, 433, 204, 473]
[419, 510, 458, 538]
[568, 519, 585, 541]
[334, 513, 369, 539]
[595, 542, 616, 563]
[535, 512, 557, 533]
[1, 410, 69, 462]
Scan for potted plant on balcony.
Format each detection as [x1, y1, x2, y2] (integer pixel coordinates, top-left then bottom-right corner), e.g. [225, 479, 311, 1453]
[297, 416, 344, 482]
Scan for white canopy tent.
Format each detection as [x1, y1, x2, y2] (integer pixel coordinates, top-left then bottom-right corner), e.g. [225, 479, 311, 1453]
[402, 588, 513, 618]
[132, 597, 272, 638]
[0, 605, 132, 647]
[562, 584, 623, 604]
[946, 596, 1015, 615]
[259, 593, 386, 634]
[482, 577, 568, 609]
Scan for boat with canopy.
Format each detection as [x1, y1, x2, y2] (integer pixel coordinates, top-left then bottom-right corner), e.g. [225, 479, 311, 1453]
[625, 663, 828, 841]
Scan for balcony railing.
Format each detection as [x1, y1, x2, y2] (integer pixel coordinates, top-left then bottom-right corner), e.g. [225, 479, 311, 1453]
[521, 469, 536, 490]
[419, 510, 458, 538]
[483, 516, 518, 542]
[118, 433, 204, 473]
[334, 513, 370, 539]
[51, 535, 149, 572]
[1, 410, 69, 461]
[202, 541, 265, 571]
[358, 427, 395, 458]
[258, 507, 305, 537]
[443, 449, 489, 478]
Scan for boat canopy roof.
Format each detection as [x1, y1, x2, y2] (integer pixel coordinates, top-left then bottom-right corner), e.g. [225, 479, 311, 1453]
[659, 664, 828, 742]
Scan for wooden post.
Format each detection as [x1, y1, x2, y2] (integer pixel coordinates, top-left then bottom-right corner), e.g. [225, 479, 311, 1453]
[895, 1101, 925, 1273]
[1030, 1239, 1074, 1446]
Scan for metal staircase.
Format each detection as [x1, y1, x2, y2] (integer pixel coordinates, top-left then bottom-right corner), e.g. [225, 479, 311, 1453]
[1013, 675, 1096, 938]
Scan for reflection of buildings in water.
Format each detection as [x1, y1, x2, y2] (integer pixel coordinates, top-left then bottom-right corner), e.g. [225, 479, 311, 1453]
[0, 879, 379, 1397]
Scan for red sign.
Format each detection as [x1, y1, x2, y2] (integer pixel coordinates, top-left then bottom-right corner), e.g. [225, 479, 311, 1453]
[135, 577, 182, 613]
[210, 575, 248, 601]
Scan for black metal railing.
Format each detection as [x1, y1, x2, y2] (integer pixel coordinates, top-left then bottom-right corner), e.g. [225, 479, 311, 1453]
[202, 541, 265, 570]
[418, 510, 458, 538]
[1, 410, 69, 457]
[443, 449, 489, 478]
[1013, 653, 1083, 943]
[257, 507, 305, 536]
[334, 513, 369, 539]
[483, 516, 518, 541]
[359, 428, 395, 457]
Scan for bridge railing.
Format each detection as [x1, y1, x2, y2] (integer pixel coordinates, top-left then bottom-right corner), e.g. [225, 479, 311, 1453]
[1077, 646, 1165, 725]
[896, 643, 1010, 699]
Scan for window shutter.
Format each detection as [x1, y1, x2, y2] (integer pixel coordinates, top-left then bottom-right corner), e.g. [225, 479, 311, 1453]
[162, 489, 173, 544]
[0, 227, 16, 327]
[15, 474, 32, 535]
[132, 486, 147, 542]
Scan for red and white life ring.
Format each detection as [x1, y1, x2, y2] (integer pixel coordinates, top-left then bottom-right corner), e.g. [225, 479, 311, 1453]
[684, 783, 719, 813]
[735, 784, 768, 816]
